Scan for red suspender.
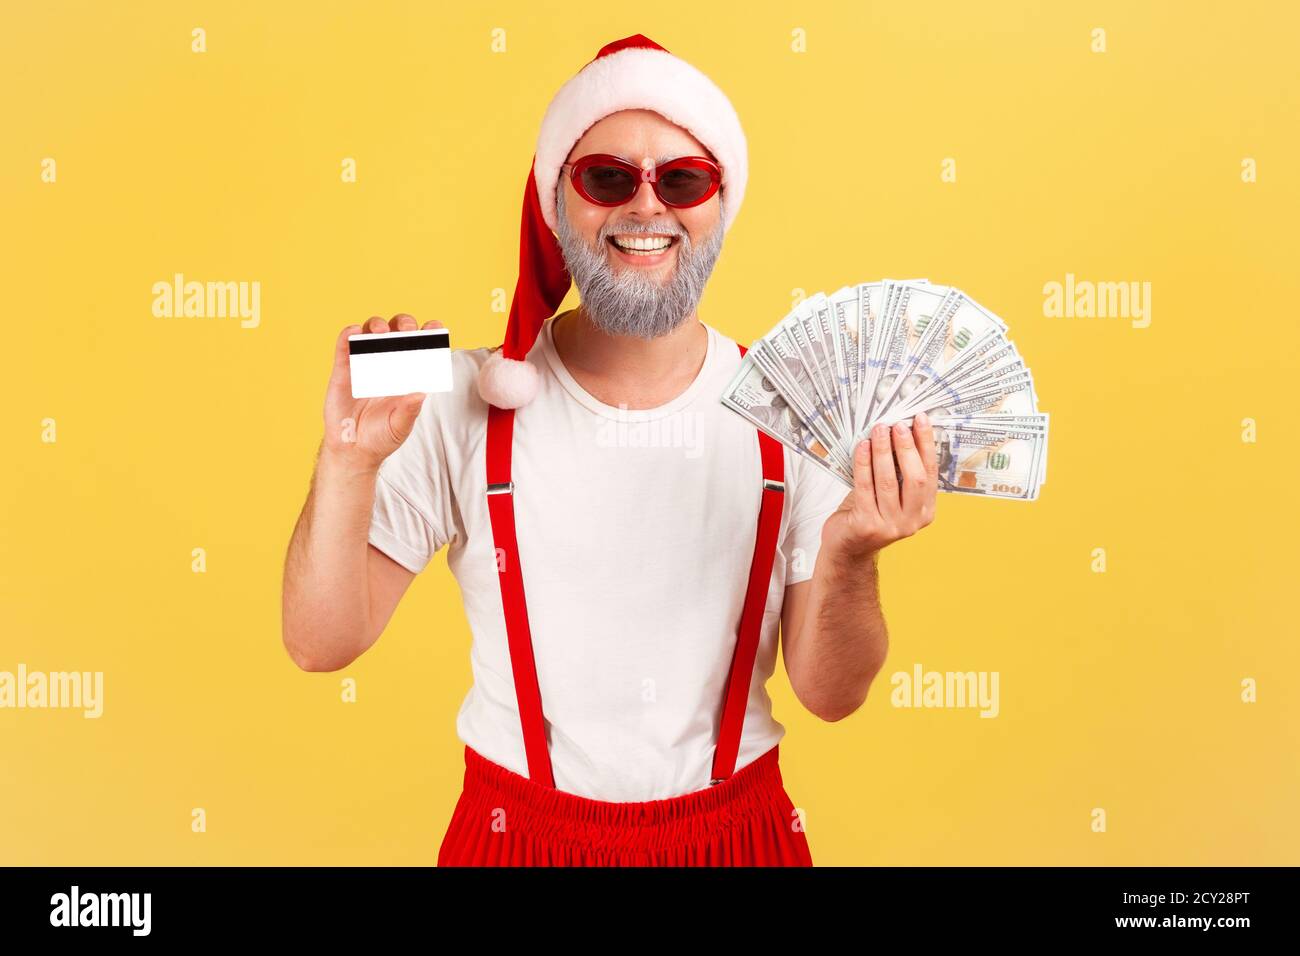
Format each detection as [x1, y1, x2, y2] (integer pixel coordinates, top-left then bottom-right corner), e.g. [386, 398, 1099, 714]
[712, 343, 786, 783]
[483, 341, 785, 790]
[484, 403, 555, 789]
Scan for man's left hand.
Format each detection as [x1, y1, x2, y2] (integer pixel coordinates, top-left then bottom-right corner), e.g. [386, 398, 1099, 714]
[821, 411, 940, 559]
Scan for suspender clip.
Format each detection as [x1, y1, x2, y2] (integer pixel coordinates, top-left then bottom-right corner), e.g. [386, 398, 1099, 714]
[487, 481, 515, 496]
[763, 479, 785, 494]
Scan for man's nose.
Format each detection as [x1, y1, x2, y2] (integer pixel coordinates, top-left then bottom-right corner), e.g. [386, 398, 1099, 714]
[622, 168, 668, 219]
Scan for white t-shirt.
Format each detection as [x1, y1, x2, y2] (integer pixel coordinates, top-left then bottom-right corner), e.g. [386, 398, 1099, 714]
[367, 311, 848, 801]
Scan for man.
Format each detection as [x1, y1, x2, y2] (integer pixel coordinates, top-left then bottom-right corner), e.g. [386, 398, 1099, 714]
[281, 34, 939, 866]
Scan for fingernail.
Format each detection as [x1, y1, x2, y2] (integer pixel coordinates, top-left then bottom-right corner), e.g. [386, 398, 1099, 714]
[916, 410, 929, 426]
[857, 440, 870, 460]
[894, 421, 907, 434]
[873, 423, 887, 439]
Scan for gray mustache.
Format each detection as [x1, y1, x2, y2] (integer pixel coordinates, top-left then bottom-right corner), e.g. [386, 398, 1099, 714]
[598, 220, 687, 240]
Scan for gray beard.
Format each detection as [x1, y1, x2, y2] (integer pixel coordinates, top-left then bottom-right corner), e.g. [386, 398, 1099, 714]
[554, 185, 725, 340]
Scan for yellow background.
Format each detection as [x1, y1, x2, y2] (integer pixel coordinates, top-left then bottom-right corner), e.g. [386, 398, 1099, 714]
[2, 0, 1296, 865]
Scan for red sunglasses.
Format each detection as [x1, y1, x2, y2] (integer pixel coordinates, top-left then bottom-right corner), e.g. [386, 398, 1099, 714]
[561, 153, 722, 209]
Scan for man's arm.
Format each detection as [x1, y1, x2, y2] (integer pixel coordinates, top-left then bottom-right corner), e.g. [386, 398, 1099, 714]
[281, 448, 416, 671]
[781, 414, 939, 721]
[280, 315, 441, 673]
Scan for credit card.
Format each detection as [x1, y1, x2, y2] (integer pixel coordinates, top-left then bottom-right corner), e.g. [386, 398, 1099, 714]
[348, 329, 452, 398]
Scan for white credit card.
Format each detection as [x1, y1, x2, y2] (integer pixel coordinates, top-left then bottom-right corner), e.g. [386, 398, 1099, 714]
[348, 329, 452, 398]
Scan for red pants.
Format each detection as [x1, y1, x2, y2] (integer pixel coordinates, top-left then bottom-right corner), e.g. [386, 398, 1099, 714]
[437, 743, 813, 866]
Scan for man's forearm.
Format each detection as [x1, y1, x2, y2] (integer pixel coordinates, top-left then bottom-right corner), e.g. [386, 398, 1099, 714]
[786, 418, 939, 721]
[281, 444, 380, 670]
[789, 543, 889, 722]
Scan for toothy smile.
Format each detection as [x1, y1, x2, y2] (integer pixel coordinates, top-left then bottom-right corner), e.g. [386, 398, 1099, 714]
[608, 234, 678, 255]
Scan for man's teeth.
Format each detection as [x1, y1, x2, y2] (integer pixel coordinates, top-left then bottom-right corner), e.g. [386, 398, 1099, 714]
[611, 235, 674, 255]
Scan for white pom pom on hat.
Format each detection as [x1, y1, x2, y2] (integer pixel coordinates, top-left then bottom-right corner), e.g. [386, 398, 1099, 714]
[475, 33, 749, 410]
[475, 347, 542, 408]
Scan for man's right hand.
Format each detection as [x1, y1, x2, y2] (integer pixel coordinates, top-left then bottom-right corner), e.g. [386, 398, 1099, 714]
[322, 314, 445, 472]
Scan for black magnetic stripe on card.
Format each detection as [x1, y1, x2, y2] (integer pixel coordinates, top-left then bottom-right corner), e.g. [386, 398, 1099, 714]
[349, 334, 449, 355]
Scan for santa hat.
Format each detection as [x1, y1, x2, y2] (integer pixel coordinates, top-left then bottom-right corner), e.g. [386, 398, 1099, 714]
[476, 34, 749, 409]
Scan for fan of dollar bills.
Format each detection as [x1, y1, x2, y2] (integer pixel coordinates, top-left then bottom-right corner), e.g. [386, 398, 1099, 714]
[721, 279, 1049, 500]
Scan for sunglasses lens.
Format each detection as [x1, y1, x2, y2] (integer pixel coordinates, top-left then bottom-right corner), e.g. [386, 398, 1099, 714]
[579, 165, 638, 204]
[656, 166, 716, 205]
